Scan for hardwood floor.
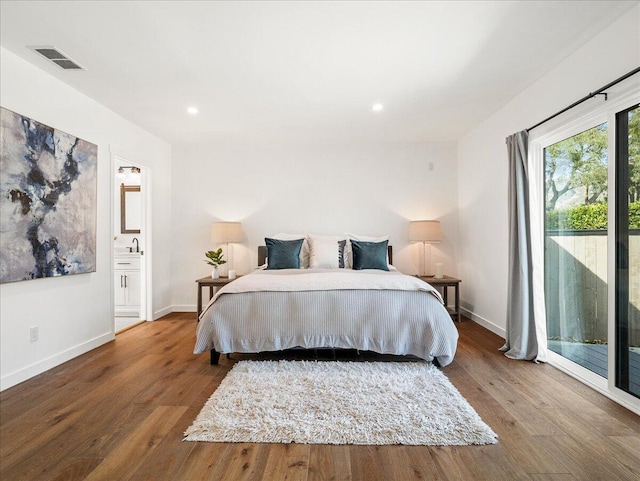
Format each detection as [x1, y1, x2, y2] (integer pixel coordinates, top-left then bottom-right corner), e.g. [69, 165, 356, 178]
[1, 313, 639, 481]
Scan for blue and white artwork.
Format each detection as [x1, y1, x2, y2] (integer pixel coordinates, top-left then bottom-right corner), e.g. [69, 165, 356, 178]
[0, 107, 97, 283]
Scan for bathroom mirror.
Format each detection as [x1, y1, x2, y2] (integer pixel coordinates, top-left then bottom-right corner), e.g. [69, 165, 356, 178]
[120, 184, 141, 234]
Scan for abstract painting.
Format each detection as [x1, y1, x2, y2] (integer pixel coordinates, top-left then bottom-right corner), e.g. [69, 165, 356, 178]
[0, 107, 97, 283]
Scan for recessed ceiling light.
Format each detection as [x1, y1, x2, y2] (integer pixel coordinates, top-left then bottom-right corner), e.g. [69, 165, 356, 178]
[187, 106, 198, 115]
[371, 103, 384, 112]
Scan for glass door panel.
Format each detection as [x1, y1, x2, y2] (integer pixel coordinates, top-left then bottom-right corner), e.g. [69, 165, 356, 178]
[616, 104, 640, 398]
[544, 122, 609, 377]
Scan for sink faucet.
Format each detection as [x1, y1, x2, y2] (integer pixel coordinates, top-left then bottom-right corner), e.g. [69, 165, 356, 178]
[132, 237, 139, 253]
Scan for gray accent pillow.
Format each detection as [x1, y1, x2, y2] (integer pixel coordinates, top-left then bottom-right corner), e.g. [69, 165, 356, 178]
[351, 240, 389, 271]
[265, 237, 304, 269]
[338, 239, 346, 268]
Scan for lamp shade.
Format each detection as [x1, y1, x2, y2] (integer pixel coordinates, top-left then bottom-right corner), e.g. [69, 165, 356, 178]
[211, 222, 244, 243]
[409, 220, 442, 243]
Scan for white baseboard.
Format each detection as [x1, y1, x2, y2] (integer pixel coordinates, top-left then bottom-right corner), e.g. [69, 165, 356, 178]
[171, 305, 197, 313]
[153, 305, 173, 320]
[0, 332, 114, 392]
[461, 308, 506, 339]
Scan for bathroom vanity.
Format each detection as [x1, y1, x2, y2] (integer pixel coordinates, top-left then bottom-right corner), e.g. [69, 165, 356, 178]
[114, 253, 140, 317]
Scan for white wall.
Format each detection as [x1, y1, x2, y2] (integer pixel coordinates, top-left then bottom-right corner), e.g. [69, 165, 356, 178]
[457, 5, 640, 336]
[171, 141, 459, 310]
[0, 48, 172, 390]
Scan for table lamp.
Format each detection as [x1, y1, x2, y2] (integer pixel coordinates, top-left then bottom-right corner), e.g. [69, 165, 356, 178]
[409, 220, 442, 276]
[211, 222, 244, 276]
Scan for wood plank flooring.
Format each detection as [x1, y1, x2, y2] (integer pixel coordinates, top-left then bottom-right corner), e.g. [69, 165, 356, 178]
[1, 313, 639, 481]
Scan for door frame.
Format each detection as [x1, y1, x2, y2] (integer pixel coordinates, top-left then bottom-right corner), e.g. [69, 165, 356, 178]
[110, 146, 153, 330]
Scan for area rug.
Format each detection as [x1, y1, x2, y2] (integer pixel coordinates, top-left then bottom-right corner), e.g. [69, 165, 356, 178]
[184, 360, 498, 445]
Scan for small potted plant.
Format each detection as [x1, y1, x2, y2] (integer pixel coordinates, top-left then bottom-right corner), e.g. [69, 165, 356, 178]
[205, 248, 227, 279]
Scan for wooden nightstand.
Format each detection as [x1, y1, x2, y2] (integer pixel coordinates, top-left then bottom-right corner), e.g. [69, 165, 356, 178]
[418, 275, 461, 322]
[195, 276, 238, 320]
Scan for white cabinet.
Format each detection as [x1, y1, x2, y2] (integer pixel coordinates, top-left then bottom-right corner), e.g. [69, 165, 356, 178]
[114, 255, 140, 317]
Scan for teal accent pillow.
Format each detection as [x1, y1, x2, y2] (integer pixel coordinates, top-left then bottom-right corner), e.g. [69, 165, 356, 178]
[265, 238, 304, 269]
[351, 240, 389, 271]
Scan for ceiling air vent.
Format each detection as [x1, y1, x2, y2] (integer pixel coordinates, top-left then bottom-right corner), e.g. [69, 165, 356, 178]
[29, 46, 86, 70]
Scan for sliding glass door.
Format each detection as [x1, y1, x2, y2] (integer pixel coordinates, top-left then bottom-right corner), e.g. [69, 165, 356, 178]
[534, 78, 640, 409]
[616, 104, 640, 399]
[544, 123, 609, 378]
[542, 100, 639, 401]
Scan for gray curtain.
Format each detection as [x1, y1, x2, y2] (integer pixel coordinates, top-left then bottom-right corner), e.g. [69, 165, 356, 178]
[500, 130, 539, 360]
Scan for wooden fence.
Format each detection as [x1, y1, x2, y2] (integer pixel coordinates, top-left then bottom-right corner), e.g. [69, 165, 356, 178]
[545, 232, 640, 346]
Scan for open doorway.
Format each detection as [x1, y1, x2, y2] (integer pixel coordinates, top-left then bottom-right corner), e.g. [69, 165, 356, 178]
[113, 156, 149, 332]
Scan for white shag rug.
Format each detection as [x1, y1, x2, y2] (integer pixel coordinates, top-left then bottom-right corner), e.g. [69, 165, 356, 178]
[184, 360, 498, 446]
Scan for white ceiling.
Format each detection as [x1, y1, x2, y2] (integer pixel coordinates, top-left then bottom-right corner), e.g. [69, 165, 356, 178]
[0, 1, 637, 146]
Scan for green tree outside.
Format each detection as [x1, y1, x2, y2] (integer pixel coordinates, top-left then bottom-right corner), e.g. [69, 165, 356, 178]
[544, 108, 640, 229]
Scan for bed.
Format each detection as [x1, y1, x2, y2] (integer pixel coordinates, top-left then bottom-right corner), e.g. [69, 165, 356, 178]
[194, 243, 459, 367]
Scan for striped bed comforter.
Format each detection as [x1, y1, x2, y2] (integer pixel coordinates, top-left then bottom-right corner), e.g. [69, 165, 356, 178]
[194, 269, 459, 366]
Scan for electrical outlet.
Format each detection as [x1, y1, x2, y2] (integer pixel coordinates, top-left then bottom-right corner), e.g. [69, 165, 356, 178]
[429, 162, 434, 171]
[30, 326, 39, 343]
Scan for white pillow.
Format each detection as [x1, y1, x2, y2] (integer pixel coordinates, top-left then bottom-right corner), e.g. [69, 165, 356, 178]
[345, 233, 390, 269]
[269, 233, 310, 268]
[307, 235, 346, 269]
